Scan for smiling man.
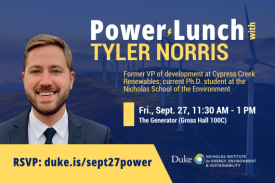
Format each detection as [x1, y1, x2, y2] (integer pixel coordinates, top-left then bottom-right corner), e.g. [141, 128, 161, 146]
[0, 34, 112, 144]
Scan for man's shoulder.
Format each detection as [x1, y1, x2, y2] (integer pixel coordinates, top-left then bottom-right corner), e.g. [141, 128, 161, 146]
[0, 111, 29, 131]
[67, 110, 112, 144]
[74, 114, 110, 132]
[0, 110, 29, 144]
[0, 119, 14, 132]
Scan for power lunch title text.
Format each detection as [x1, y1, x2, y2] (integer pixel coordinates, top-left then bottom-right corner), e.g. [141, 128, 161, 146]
[90, 20, 244, 61]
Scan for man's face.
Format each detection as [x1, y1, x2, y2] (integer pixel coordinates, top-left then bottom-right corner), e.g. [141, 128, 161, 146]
[22, 45, 75, 116]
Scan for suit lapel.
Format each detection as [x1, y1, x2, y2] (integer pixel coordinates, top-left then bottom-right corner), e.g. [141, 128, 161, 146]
[9, 109, 85, 144]
[67, 110, 85, 144]
[10, 110, 30, 144]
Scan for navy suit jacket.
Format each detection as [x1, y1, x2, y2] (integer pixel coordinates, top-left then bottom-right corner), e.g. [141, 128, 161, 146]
[0, 109, 112, 144]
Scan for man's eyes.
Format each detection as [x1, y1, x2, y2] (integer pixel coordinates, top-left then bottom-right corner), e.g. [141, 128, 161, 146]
[52, 70, 61, 74]
[30, 70, 61, 74]
[31, 70, 41, 74]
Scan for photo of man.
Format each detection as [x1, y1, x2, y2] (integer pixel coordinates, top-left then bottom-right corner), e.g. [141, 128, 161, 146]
[0, 34, 112, 144]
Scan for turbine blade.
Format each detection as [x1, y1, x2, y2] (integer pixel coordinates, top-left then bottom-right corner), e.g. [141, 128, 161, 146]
[154, 61, 160, 67]
[161, 39, 165, 46]
[245, 6, 257, 59]
[162, 35, 180, 54]
[225, 65, 254, 102]
[163, 35, 175, 45]
[258, 61, 275, 69]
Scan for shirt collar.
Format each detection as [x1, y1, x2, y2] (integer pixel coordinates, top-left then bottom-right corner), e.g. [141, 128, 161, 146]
[29, 108, 68, 139]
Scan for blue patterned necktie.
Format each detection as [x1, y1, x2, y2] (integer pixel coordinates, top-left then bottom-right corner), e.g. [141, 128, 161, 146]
[44, 128, 56, 144]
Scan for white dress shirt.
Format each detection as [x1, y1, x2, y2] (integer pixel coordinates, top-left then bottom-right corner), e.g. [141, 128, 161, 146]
[28, 108, 69, 144]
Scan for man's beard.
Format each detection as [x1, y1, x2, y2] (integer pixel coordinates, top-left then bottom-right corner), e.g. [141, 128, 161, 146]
[26, 86, 70, 116]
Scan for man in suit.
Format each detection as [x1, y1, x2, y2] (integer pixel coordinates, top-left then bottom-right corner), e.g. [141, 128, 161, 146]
[0, 34, 112, 144]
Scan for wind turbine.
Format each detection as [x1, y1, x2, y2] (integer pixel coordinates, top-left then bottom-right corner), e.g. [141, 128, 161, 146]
[138, 56, 140, 70]
[161, 31, 172, 97]
[142, 41, 147, 92]
[112, 58, 124, 88]
[115, 60, 119, 88]
[133, 60, 135, 73]
[99, 51, 107, 84]
[154, 20, 166, 107]
[123, 53, 130, 74]
[108, 61, 114, 80]
[122, 53, 130, 92]
[226, 6, 275, 176]
[131, 53, 139, 87]
[161, 30, 186, 131]
[123, 61, 126, 71]
[163, 30, 202, 131]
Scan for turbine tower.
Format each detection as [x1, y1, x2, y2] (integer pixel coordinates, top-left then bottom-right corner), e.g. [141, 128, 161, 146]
[142, 41, 147, 92]
[108, 61, 114, 80]
[163, 32, 171, 97]
[132, 54, 139, 87]
[154, 20, 166, 107]
[163, 30, 202, 131]
[115, 60, 118, 88]
[99, 51, 107, 84]
[114, 60, 124, 88]
[123, 53, 130, 92]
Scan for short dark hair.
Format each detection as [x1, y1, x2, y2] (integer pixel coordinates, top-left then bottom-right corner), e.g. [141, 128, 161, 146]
[23, 34, 73, 71]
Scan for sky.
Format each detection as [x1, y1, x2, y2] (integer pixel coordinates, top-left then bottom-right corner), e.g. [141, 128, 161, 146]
[0, 0, 274, 90]
[0, 0, 274, 41]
